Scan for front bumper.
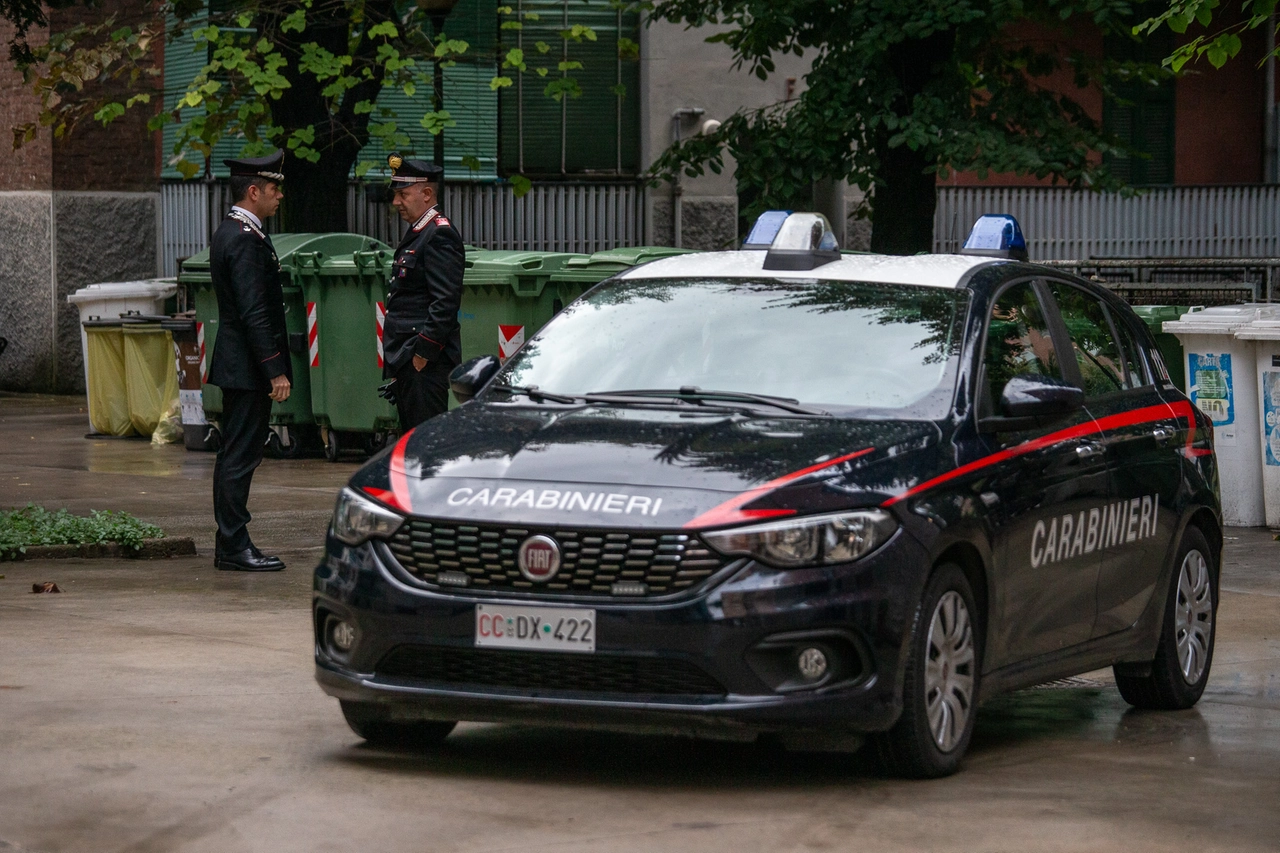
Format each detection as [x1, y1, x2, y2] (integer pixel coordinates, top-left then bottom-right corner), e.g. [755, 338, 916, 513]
[313, 527, 931, 736]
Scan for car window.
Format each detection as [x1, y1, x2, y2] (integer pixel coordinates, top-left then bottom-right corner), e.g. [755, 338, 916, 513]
[1108, 311, 1149, 388]
[496, 278, 969, 416]
[982, 281, 1063, 411]
[1047, 283, 1127, 397]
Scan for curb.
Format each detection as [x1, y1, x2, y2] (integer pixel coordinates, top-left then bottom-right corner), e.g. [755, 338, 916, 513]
[2, 538, 197, 562]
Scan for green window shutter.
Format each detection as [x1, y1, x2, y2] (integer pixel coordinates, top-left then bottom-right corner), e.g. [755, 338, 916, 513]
[162, 10, 209, 179]
[1104, 33, 1176, 187]
[498, 0, 640, 176]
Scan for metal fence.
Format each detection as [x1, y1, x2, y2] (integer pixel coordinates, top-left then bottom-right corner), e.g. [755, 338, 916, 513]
[1041, 258, 1280, 305]
[935, 185, 1280, 259]
[160, 179, 647, 275]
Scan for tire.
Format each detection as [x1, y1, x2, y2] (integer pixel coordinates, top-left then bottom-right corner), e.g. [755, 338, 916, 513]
[324, 429, 340, 463]
[873, 563, 981, 779]
[340, 700, 456, 748]
[1114, 525, 1217, 711]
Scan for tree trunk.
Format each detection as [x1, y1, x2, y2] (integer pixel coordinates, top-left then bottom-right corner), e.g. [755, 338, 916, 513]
[279, 154, 354, 233]
[869, 136, 937, 255]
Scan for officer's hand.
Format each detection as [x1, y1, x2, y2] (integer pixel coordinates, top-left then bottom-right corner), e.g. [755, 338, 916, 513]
[413, 355, 428, 372]
[270, 375, 291, 402]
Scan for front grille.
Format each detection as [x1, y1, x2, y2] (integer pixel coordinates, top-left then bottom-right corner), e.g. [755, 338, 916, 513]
[377, 644, 727, 697]
[386, 520, 728, 596]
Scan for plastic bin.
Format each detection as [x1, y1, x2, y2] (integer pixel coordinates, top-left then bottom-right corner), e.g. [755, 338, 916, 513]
[161, 316, 218, 451]
[294, 243, 399, 461]
[461, 250, 587, 363]
[1234, 314, 1280, 527]
[67, 279, 178, 427]
[83, 319, 133, 436]
[180, 233, 387, 457]
[1131, 305, 1200, 395]
[1165, 304, 1280, 526]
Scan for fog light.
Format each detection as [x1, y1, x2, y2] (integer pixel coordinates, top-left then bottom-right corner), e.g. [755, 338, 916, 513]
[797, 647, 828, 681]
[331, 620, 356, 653]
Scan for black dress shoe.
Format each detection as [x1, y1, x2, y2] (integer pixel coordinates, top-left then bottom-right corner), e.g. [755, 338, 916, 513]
[250, 546, 285, 568]
[217, 548, 285, 572]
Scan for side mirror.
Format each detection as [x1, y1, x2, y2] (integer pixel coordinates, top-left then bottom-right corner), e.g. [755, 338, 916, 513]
[980, 375, 1083, 432]
[449, 354, 501, 404]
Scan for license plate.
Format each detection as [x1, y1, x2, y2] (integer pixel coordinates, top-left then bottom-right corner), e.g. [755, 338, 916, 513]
[475, 603, 596, 653]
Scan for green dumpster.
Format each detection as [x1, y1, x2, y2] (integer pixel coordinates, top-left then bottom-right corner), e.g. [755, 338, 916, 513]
[295, 243, 399, 461]
[552, 246, 696, 285]
[460, 251, 588, 363]
[1132, 305, 1201, 395]
[83, 319, 133, 436]
[180, 233, 388, 457]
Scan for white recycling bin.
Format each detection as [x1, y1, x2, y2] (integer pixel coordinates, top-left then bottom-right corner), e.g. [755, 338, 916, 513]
[1165, 304, 1280, 526]
[1234, 314, 1280, 527]
[67, 279, 178, 427]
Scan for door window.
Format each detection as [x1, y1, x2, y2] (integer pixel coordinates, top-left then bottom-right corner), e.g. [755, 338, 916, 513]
[981, 281, 1063, 414]
[1047, 283, 1128, 397]
[1109, 312, 1151, 388]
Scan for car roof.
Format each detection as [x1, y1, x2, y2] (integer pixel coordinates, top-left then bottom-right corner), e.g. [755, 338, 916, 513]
[618, 250, 1007, 288]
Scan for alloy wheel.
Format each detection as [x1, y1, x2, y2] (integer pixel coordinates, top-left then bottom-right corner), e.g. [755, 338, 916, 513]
[924, 590, 976, 753]
[1175, 548, 1214, 684]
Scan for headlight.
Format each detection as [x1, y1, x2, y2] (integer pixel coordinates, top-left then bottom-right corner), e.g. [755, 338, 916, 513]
[701, 509, 898, 569]
[331, 487, 405, 546]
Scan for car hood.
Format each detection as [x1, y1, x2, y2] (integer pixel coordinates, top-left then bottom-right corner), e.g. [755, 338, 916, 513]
[350, 402, 945, 529]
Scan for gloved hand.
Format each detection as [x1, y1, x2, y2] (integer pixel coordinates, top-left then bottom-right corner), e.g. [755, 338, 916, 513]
[377, 379, 398, 406]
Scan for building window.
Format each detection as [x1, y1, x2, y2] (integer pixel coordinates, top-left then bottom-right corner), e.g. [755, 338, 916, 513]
[498, 0, 641, 177]
[1103, 32, 1176, 186]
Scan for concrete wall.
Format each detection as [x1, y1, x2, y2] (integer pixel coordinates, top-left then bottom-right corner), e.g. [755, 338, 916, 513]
[0, 192, 160, 393]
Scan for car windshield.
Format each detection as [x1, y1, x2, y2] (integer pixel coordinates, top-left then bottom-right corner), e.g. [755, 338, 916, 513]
[495, 278, 970, 417]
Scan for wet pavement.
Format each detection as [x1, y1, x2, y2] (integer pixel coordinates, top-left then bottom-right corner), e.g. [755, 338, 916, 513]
[0, 394, 1277, 853]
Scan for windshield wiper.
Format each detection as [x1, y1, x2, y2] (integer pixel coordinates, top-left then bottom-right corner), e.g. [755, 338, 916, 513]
[586, 387, 830, 417]
[489, 383, 579, 404]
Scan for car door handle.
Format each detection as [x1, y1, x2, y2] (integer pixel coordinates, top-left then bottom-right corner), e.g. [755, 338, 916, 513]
[1075, 443, 1104, 460]
[1152, 426, 1176, 445]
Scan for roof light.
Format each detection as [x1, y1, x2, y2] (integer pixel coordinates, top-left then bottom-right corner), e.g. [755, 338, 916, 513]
[961, 214, 1028, 261]
[743, 210, 792, 249]
[762, 212, 841, 271]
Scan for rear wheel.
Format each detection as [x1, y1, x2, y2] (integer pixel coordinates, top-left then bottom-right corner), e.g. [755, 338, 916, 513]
[1114, 526, 1216, 710]
[340, 700, 456, 748]
[873, 563, 980, 778]
[323, 429, 340, 462]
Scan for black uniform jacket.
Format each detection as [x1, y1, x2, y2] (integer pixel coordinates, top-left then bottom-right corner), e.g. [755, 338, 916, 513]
[383, 207, 464, 378]
[207, 213, 292, 391]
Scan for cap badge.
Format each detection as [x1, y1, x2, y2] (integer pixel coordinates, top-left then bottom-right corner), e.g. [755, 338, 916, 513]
[388, 154, 403, 170]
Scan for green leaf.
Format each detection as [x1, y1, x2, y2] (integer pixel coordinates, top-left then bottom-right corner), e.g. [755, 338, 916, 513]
[501, 21, 523, 30]
[239, 14, 254, 28]
[281, 10, 306, 33]
[368, 21, 398, 39]
[419, 109, 457, 135]
[403, 81, 416, 97]
[355, 160, 374, 178]
[93, 102, 125, 125]
[490, 75, 514, 89]
[175, 159, 201, 180]
[557, 60, 583, 71]
[460, 155, 482, 172]
[535, 41, 551, 54]
[617, 37, 639, 60]
[510, 174, 532, 197]
[125, 93, 150, 108]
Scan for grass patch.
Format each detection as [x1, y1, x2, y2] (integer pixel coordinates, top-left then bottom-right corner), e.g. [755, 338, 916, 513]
[0, 504, 164, 560]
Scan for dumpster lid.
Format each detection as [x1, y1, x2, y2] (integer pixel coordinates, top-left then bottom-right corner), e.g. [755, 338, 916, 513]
[1162, 304, 1280, 335]
[82, 318, 127, 328]
[563, 246, 696, 269]
[160, 316, 197, 333]
[1131, 305, 1202, 325]
[67, 279, 178, 304]
[1234, 313, 1280, 341]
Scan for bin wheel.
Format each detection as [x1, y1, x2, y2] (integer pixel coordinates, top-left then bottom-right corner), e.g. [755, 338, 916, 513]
[368, 431, 389, 453]
[265, 429, 284, 457]
[205, 424, 222, 452]
[266, 426, 315, 460]
[324, 429, 340, 462]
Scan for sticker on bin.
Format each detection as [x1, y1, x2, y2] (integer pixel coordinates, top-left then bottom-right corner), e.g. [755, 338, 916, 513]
[179, 389, 207, 426]
[499, 324, 525, 360]
[306, 302, 320, 367]
[375, 301, 386, 369]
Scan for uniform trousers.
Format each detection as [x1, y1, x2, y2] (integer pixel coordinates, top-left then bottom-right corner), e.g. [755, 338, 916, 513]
[213, 387, 272, 552]
[394, 359, 453, 431]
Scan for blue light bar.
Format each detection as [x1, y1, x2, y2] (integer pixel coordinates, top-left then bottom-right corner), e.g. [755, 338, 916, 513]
[961, 214, 1028, 260]
[743, 210, 792, 249]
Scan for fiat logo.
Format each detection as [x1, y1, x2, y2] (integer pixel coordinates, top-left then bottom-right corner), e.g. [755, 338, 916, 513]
[517, 535, 561, 582]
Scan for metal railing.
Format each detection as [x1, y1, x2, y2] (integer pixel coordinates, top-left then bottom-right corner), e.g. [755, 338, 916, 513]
[161, 179, 647, 274]
[935, 185, 1280, 259]
[1041, 257, 1280, 305]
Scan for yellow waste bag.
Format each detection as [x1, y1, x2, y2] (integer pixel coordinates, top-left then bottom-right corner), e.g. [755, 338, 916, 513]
[122, 325, 180, 436]
[85, 324, 135, 436]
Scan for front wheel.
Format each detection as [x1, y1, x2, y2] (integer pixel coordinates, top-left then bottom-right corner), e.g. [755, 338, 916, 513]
[340, 700, 456, 748]
[873, 563, 981, 778]
[1114, 526, 1217, 710]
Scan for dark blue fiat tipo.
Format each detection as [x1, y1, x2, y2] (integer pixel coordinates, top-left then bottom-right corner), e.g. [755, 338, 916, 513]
[314, 213, 1220, 777]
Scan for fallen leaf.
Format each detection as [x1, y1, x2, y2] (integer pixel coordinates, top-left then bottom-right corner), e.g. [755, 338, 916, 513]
[32, 582, 62, 593]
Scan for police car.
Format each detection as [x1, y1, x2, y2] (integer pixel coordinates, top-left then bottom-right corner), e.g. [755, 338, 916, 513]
[314, 212, 1221, 777]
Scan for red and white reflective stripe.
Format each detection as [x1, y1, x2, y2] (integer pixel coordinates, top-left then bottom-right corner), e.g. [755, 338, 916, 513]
[306, 302, 320, 368]
[196, 322, 208, 383]
[375, 301, 386, 369]
[499, 324, 525, 360]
